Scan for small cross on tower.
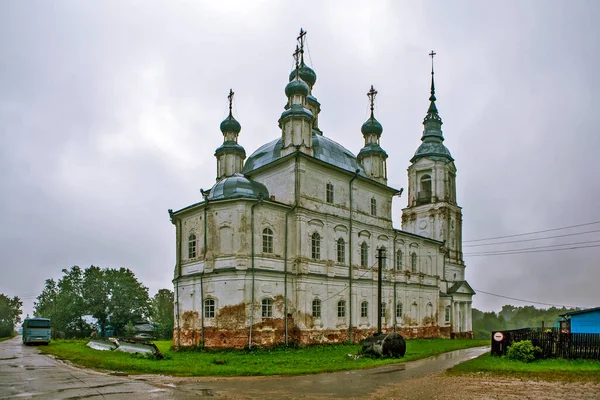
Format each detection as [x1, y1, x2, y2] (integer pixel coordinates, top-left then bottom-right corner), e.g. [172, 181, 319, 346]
[297, 28, 306, 50]
[429, 50, 436, 73]
[293, 44, 302, 74]
[367, 85, 378, 114]
[227, 88, 235, 114]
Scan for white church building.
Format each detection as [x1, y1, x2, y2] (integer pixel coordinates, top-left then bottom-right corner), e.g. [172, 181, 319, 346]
[169, 32, 474, 348]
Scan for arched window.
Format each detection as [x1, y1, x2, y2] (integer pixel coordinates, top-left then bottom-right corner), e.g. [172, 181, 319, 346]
[261, 298, 273, 318]
[361, 301, 368, 318]
[445, 306, 451, 322]
[396, 302, 403, 319]
[411, 252, 418, 273]
[336, 238, 345, 264]
[262, 228, 273, 253]
[312, 299, 321, 318]
[381, 302, 386, 319]
[360, 242, 369, 267]
[337, 300, 346, 318]
[418, 175, 432, 205]
[326, 183, 334, 204]
[188, 233, 197, 259]
[370, 197, 377, 216]
[204, 298, 215, 318]
[311, 232, 321, 260]
[395, 249, 403, 271]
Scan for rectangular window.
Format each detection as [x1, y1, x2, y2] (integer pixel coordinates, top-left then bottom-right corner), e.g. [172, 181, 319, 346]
[337, 300, 346, 318]
[381, 302, 386, 319]
[370, 198, 377, 216]
[445, 307, 451, 322]
[361, 301, 368, 318]
[396, 303, 403, 319]
[204, 299, 215, 318]
[326, 183, 334, 204]
[262, 228, 273, 253]
[395, 250, 402, 271]
[312, 233, 321, 260]
[262, 299, 273, 318]
[312, 299, 321, 318]
[336, 238, 345, 264]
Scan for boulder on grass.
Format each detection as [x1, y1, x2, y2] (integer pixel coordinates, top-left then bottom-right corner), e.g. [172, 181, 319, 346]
[361, 332, 406, 358]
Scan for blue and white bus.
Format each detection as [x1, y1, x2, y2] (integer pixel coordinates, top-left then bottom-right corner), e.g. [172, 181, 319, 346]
[22, 318, 51, 345]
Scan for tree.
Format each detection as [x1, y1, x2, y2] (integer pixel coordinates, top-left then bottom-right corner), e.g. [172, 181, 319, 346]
[83, 266, 110, 336]
[106, 268, 151, 335]
[0, 294, 22, 337]
[152, 289, 174, 339]
[34, 279, 58, 320]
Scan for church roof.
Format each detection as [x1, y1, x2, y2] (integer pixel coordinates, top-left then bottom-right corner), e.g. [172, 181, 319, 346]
[243, 133, 368, 177]
[207, 173, 270, 201]
[448, 280, 476, 295]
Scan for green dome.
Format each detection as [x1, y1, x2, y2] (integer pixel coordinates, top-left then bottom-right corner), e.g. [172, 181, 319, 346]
[243, 133, 367, 177]
[220, 114, 241, 134]
[208, 173, 269, 201]
[285, 78, 310, 97]
[361, 116, 383, 136]
[288, 63, 317, 88]
[411, 141, 453, 163]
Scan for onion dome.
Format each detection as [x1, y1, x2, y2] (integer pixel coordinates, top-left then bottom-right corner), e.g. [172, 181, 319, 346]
[207, 173, 269, 201]
[288, 62, 317, 88]
[285, 77, 310, 97]
[361, 116, 383, 136]
[220, 113, 241, 134]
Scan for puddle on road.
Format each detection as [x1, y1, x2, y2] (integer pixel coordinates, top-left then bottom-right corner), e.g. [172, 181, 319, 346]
[196, 388, 216, 396]
[14, 393, 43, 397]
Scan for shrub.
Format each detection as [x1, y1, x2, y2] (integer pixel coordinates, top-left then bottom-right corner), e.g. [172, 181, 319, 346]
[506, 340, 541, 363]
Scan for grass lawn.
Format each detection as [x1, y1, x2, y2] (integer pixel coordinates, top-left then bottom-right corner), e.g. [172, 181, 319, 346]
[39, 338, 487, 377]
[0, 336, 16, 343]
[447, 353, 600, 382]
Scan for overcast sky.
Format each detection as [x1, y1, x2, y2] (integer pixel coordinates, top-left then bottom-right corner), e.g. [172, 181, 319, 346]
[1, 0, 599, 318]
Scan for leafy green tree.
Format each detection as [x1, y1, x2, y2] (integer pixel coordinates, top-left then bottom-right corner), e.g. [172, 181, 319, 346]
[0, 294, 22, 337]
[106, 268, 151, 335]
[34, 279, 58, 320]
[152, 289, 174, 339]
[83, 266, 110, 336]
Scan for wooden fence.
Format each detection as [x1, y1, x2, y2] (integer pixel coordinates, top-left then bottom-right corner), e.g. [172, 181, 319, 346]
[491, 328, 600, 360]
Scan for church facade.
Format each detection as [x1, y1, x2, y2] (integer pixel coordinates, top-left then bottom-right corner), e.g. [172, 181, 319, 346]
[169, 33, 474, 349]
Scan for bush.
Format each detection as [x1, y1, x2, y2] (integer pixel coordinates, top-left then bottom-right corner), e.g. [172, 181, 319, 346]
[506, 340, 541, 363]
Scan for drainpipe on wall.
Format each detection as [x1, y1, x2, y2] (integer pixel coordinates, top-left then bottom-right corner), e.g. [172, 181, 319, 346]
[169, 209, 182, 349]
[200, 189, 210, 349]
[284, 148, 300, 346]
[393, 230, 398, 332]
[348, 169, 360, 342]
[249, 194, 264, 348]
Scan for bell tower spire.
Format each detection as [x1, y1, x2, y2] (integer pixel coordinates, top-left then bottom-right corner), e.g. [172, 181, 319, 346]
[402, 51, 464, 272]
[215, 89, 246, 181]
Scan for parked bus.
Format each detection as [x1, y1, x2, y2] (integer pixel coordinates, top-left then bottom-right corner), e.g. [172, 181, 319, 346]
[22, 317, 51, 345]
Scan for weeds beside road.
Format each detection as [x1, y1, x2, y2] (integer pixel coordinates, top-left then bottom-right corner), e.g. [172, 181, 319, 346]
[39, 338, 487, 377]
[447, 353, 600, 382]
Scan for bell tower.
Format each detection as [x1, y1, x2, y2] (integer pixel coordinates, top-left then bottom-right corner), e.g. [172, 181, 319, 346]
[402, 51, 464, 271]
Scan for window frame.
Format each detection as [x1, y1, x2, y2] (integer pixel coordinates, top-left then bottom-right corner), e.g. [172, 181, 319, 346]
[312, 299, 322, 318]
[311, 232, 321, 260]
[188, 233, 197, 259]
[445, 306, 451, 322]
[336, 237, 345, 264]
[360, 242, 369, 267]
[411, 252, 418, 273]
[396, 302, 403, 319]
[326, 182, 334, 204]
[395, 249, 403, 271]
[370, 197, 377, 216]
[262, 227, 274, 254]
[337, 300, 346, 318]
[261, 298, 273, 319]
[204, 298, 216, 319]
[360, 301, 368, 318]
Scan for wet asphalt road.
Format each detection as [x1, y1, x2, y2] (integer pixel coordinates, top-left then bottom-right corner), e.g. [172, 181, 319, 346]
[0, 337, 489, 399]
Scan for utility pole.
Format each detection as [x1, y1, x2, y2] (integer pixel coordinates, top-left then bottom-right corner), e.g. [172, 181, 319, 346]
[377, 247, 385, 334]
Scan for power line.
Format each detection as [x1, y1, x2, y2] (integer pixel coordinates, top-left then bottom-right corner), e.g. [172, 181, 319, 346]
[464, 220, 600, 243]
[464, 229, 600, 247]
[465, 243, 600, 257]
[465, 239, 600, 255]
[473, 288, 585, 309]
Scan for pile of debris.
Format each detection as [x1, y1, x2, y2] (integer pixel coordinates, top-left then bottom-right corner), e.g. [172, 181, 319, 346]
[87, 337, 164, 359]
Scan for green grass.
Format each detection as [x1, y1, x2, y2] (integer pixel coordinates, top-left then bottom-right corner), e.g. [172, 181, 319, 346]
[39, 338, 487, 377]
[447, 353, 600, 382]
[0, 335, 16, 343]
